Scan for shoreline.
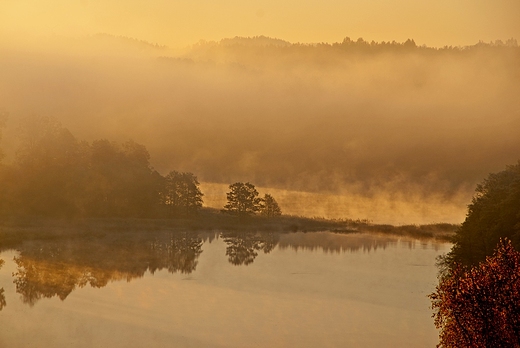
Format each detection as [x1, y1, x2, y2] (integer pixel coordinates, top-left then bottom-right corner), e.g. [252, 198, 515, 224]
[0, 208, 457, 249]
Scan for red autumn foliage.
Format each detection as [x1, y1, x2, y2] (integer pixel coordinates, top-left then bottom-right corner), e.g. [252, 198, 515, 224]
[429, 239, 520, 347]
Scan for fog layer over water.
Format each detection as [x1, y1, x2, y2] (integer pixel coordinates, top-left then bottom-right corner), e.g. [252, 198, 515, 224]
[1, 36, 519, 222]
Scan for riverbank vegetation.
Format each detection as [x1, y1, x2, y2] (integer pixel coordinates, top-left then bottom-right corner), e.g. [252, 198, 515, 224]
[431, 161, 520, 347]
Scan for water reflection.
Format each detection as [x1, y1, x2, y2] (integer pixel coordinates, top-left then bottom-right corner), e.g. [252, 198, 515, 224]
[0, 258, 5, 310]
[0, 230, 451, 347]
[221, 231, 279, 265]
[219, 231, 440, 264]
[278, 231, 444, 253]
[11, 231, 203, 305]
[4, 230, 443, 308]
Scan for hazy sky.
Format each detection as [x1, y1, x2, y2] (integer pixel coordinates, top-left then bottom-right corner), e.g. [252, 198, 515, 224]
[1, 0, 519, 47]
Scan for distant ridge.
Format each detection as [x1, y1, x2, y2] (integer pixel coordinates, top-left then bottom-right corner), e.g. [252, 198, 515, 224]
[91, 33, 168, 50]
[219, 36, 291, 47]
[181, 35, 520, 66]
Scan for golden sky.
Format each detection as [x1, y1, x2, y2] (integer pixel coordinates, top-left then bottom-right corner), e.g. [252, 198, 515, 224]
[1, 0, 519, 47]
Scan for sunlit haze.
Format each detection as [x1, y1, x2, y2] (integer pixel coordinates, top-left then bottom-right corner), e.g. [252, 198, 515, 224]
[1, 0, 519, 48]
[1, 0, 519, 224]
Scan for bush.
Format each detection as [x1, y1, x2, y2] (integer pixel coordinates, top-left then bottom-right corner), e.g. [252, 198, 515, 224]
[430, 239, 520, 347]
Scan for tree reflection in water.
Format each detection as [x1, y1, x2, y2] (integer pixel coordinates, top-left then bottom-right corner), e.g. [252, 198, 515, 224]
[221, 231, 279, 265]
[12, 231, 203, 306]
[277, 232, 428, 253]
[8, 230, 424, 307]
[0, 259, 5, 311]
[219, 231, 404, 266]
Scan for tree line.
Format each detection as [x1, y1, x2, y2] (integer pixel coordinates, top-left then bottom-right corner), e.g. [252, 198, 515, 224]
[0, 117, 281, 219]
[188, 35, 520, 64]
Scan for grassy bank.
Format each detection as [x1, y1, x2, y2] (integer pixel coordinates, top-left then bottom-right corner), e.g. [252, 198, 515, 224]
[0, 208, 458, 248]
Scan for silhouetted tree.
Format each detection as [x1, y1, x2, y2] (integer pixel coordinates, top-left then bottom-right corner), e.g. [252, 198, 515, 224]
[86, 139, 162, 217]
[163, 171, 203, 216]
[403, 38, 417, 49]
[430, 239, 520, 347]
[119, 140, 163, 216]
[223, 182, 262, 217]
[260, 193, 282, 217]
[445, 161, 520, 267]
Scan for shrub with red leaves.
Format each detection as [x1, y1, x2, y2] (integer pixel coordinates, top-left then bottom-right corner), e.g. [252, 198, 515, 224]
[429, 239, 520, 347]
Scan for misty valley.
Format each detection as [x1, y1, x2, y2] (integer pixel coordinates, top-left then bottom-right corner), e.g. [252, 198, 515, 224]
[2, 36, 520, 224]
[1, 32, 520, 347]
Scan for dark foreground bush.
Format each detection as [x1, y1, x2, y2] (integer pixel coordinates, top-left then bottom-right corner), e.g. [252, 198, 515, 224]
[429, 239, 520, 348]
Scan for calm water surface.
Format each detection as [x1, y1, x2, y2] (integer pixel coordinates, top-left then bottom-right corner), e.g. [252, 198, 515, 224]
[0, 231, 450, 347]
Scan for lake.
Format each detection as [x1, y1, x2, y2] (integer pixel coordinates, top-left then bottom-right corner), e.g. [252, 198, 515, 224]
[0, 231, 450, 347]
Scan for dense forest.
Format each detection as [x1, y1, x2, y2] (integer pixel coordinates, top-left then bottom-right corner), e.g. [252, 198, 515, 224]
[0, 116, 285, 219]
[0, 116, 162, 217]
